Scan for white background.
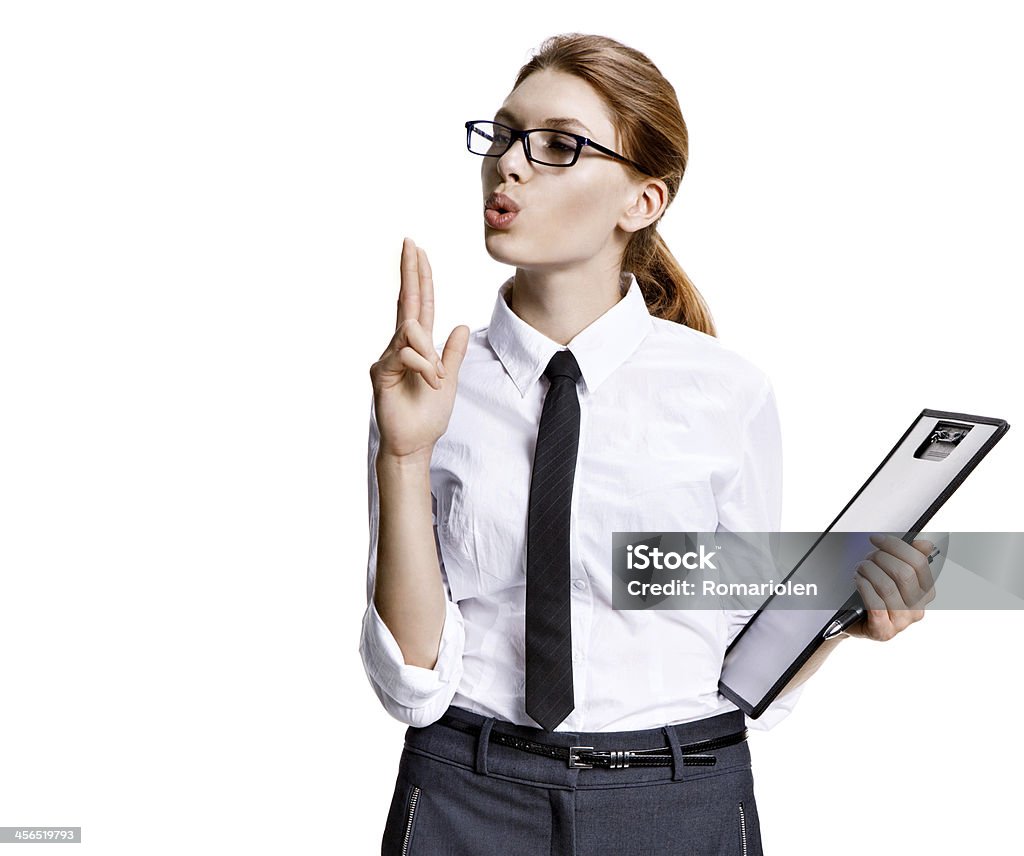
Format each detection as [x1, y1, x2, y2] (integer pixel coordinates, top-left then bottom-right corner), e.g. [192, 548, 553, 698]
[1, 1, 1021, 853]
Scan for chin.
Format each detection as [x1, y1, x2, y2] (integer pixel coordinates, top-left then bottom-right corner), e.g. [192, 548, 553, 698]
[483, 231, 526, 265]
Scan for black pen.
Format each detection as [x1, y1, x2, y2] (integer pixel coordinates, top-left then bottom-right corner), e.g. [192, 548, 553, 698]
[822, 544, 942, 640]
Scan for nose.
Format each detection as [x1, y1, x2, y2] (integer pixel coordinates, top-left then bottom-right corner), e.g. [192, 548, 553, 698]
[496, 133, 531, 182]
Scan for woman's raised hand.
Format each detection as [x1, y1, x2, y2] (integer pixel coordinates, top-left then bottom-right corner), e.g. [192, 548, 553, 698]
[369, 238, 470, 462]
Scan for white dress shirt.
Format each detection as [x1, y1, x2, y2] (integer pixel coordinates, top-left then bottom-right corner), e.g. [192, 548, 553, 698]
[359, 270, 805, 732]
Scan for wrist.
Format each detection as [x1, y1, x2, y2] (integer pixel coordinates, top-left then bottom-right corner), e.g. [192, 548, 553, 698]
[376, 447, 434, 471]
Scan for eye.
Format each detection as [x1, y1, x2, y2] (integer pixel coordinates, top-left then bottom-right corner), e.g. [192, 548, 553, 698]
[535, 130, 578, 159]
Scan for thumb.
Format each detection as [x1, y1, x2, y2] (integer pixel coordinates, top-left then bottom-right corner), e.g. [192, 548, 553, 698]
[440, 325, 471, 379]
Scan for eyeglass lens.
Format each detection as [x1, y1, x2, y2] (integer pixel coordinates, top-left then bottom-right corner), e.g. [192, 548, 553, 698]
[468, 122, 579, 166]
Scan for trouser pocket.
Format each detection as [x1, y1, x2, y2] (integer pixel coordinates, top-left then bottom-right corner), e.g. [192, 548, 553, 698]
[734, 793, 764, 856]
[400, 785, 422, 856]
[381, 780, 421, 856]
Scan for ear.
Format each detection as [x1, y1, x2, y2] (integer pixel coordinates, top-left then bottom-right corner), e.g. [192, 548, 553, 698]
[619, 177, 669, 234]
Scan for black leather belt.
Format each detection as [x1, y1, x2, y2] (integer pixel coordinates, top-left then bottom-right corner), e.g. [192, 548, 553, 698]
[437, 715, 747, 769]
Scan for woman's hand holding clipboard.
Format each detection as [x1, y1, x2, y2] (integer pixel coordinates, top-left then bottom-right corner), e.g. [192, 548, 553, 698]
[839, 534, 940, 641]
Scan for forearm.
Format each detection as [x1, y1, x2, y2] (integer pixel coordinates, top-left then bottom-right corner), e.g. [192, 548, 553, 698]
[373, 450, 447, 669]
[776, 633, 849, 696]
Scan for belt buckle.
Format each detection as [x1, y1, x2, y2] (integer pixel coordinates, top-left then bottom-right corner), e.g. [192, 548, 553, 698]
[568, 745, 594, 768]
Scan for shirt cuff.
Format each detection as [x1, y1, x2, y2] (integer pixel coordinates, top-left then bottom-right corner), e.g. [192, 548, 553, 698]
[358, 596, 465, 725]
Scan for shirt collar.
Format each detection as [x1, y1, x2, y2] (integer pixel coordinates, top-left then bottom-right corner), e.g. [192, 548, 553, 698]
[486, 270, 655, 398]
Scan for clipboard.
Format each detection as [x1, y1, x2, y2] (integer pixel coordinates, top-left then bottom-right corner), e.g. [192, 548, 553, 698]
[718, 408, 1011, 719]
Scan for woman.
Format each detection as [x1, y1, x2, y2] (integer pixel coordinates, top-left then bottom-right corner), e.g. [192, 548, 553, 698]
[360, 33, 935, 856]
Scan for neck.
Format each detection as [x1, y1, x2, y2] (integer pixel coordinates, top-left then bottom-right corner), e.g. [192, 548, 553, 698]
[507, 261, 626, 345]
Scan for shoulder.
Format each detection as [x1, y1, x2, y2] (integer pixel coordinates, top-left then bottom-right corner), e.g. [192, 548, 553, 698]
[646, 316, 771, 413]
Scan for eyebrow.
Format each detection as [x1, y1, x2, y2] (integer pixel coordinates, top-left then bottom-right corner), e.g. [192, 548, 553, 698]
[493, 108, 591, 135]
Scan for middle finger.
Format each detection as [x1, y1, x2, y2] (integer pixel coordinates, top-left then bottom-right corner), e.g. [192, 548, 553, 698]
[873, 550, 924, 608]
[872, 534, 935, 594]
[417, 247, 435, 337]
[855, 559, 907, 614]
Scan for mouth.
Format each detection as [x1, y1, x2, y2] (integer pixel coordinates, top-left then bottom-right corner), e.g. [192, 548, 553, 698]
[485, 192, 521, 214]
[484, 208, 518, 229]
[484, 192, 520, 229]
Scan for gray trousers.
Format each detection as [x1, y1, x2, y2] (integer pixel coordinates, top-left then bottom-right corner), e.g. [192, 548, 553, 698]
[380, 704, 764, 855]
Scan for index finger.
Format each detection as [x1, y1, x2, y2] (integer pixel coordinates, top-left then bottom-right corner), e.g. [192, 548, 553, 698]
[396, 237, 421, 332]
[911, 538, 938, 594]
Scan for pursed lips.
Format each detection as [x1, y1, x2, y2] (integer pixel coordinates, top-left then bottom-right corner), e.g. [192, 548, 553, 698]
[485, 192, 521, 214]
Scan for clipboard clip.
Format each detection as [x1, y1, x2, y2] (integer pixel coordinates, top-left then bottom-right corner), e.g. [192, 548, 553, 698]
[931, 427, 969, 444]
[916, 421, 973, 461]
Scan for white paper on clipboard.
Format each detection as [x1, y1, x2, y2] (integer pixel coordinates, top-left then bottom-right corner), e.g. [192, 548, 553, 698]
[718, 408, 1010, 719]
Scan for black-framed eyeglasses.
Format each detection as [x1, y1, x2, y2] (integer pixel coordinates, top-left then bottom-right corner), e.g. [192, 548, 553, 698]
[465, 120, 652, 175]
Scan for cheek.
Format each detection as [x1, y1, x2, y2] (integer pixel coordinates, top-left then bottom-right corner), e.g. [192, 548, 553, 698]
[543, 179, 622, 241]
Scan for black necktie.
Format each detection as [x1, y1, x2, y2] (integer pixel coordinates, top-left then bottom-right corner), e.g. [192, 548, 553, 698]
[525, 348, 582, 731]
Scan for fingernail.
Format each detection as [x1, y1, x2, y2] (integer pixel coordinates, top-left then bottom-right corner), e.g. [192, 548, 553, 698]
[869, 534, 883, 546]
[436, 360, 446, 377]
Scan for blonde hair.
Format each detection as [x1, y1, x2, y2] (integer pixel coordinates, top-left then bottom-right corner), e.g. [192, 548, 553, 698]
[513, 33, 717, 336]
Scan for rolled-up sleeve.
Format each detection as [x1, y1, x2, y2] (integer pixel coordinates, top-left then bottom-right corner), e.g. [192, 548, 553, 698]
[715, 373, 806, 731]
[357, 396, 466, 727]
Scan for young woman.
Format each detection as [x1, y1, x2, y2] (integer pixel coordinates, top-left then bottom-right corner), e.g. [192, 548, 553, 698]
[360, 33, 935, 856]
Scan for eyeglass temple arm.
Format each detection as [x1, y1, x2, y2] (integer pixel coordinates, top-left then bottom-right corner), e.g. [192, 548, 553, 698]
[582, 138, 650, 175]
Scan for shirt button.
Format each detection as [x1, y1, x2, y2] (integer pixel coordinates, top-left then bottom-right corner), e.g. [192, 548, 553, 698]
[573, 579, 586, 590]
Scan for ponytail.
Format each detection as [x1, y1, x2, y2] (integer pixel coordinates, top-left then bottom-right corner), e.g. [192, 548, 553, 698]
[623, 226, 716, 337]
